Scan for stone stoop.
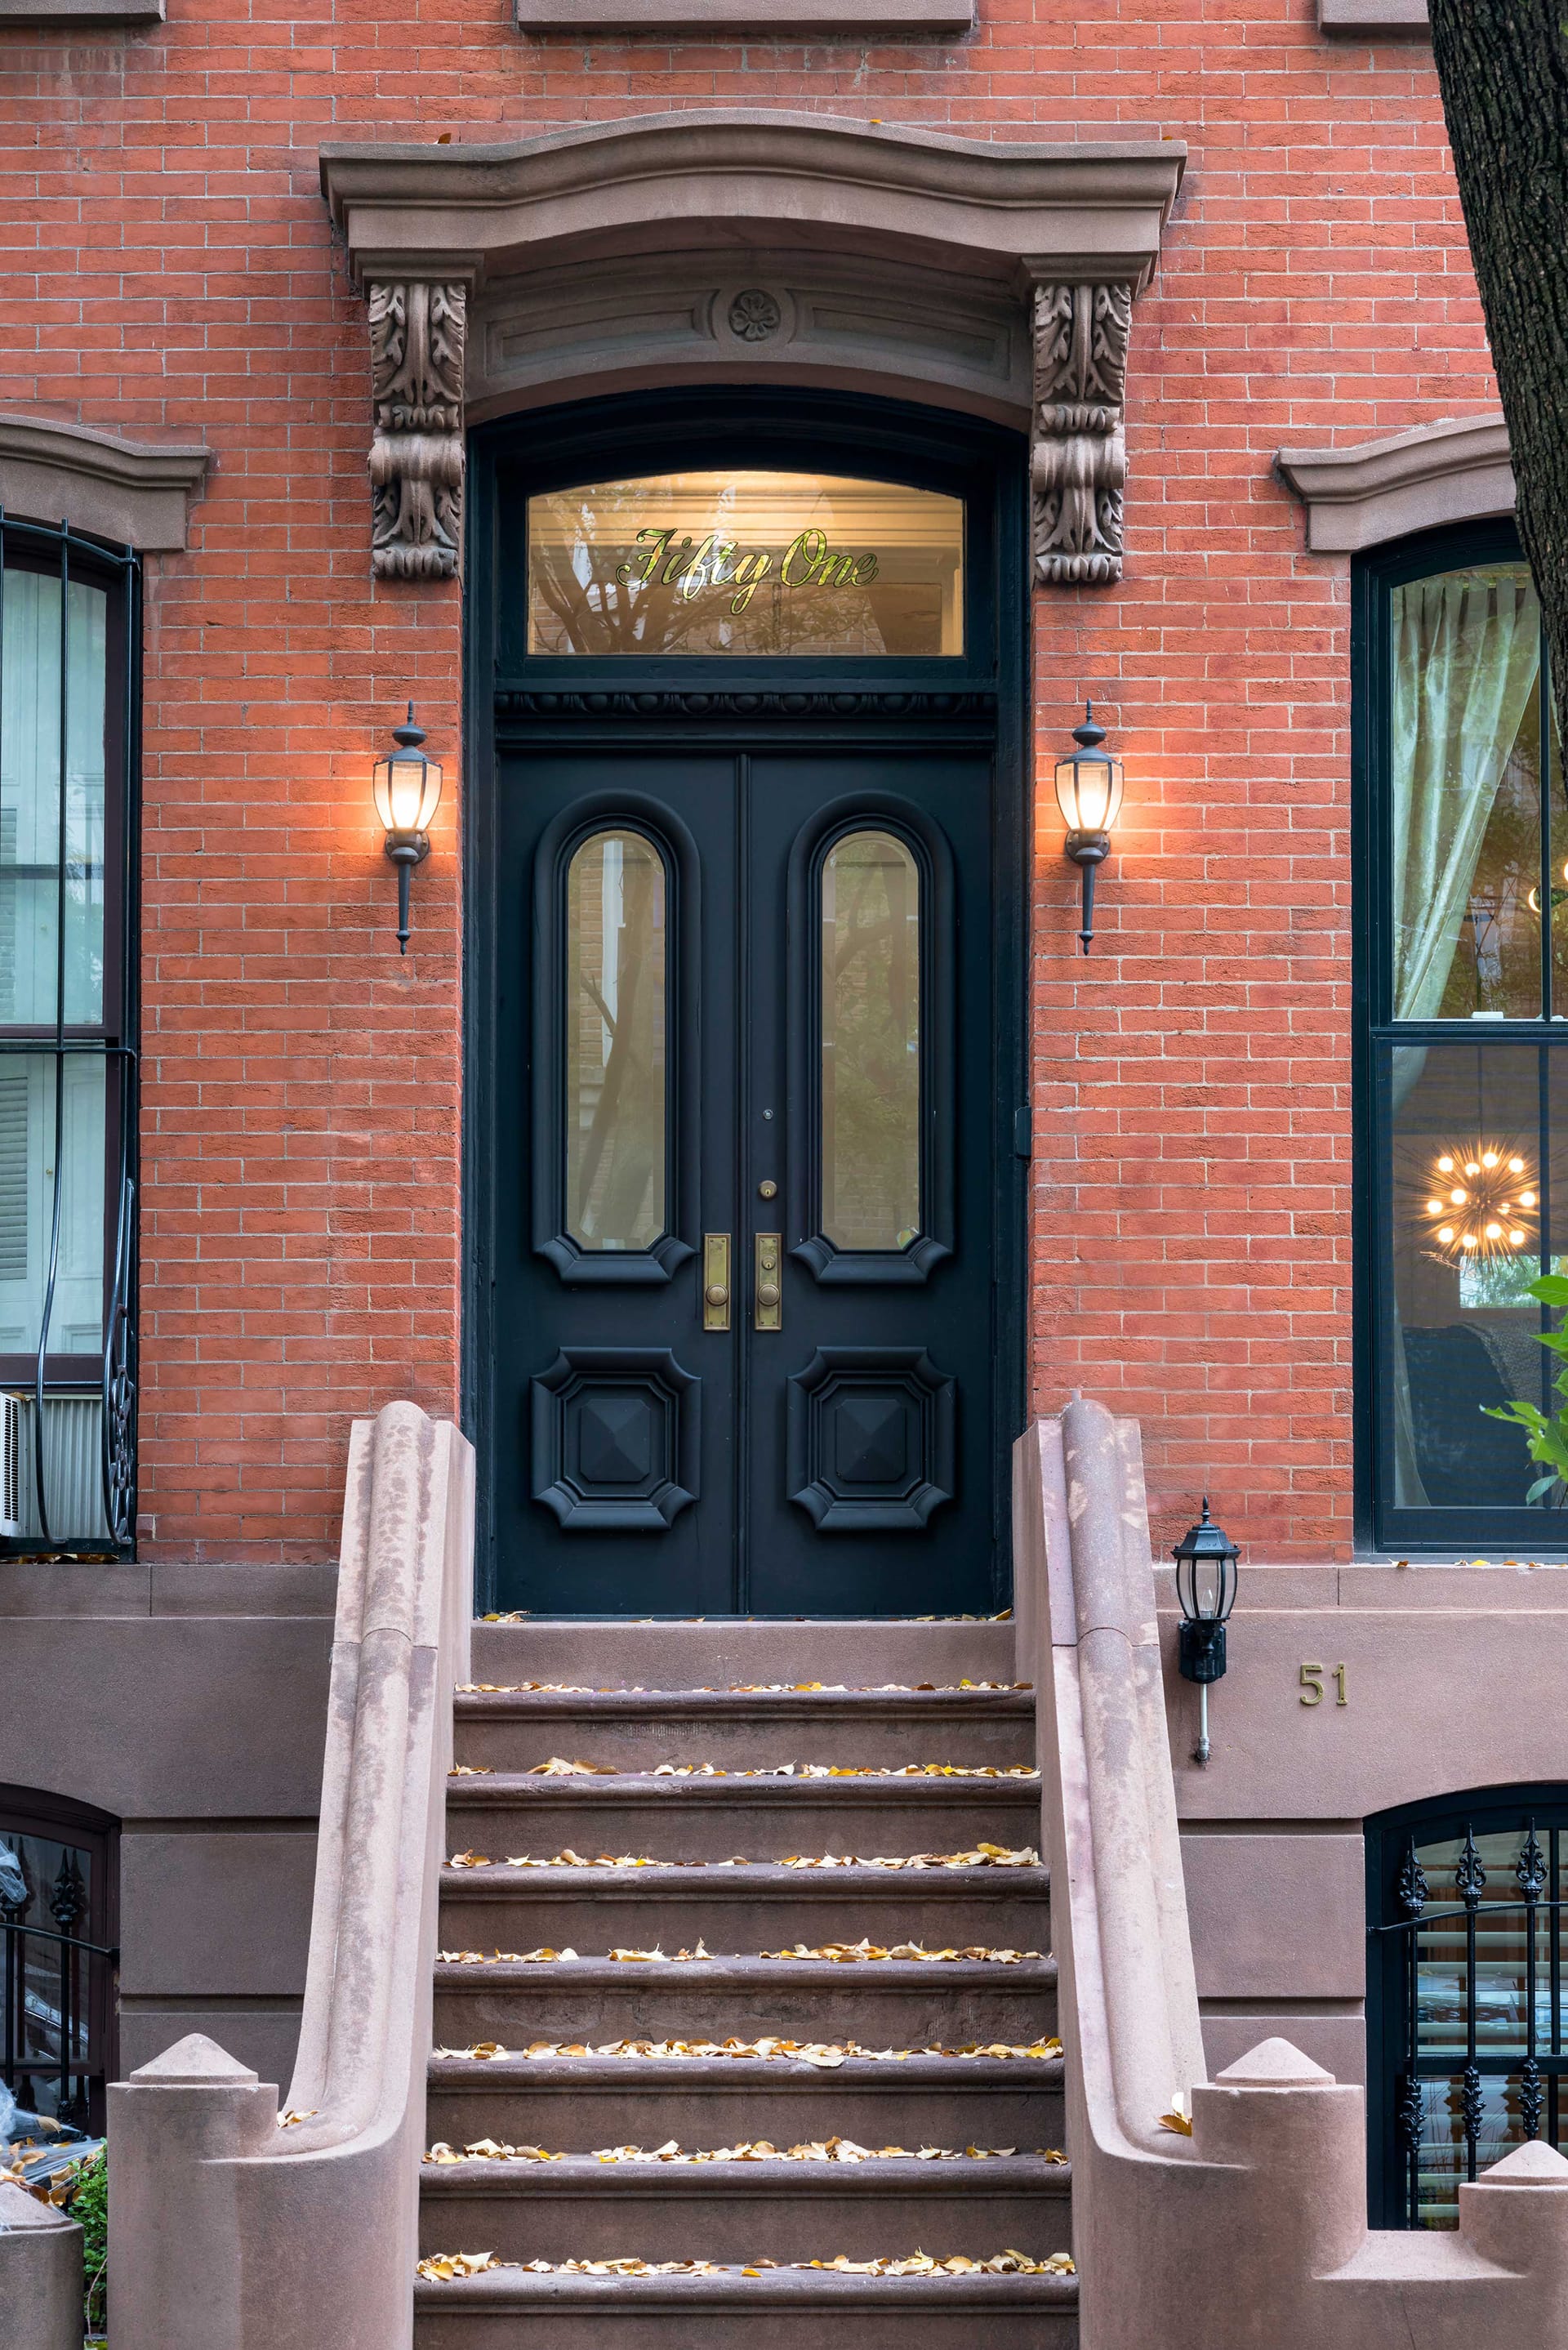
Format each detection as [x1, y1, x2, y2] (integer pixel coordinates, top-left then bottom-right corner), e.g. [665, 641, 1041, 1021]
[413, 1621, 1075, 2348]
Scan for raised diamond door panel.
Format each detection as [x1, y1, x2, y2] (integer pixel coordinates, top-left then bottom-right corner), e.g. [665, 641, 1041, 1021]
[786, 1345, 956, 1532]
[532, 1347, 702, 1531]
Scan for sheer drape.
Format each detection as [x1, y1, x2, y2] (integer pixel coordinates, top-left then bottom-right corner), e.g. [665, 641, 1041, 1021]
[1388, 566, 1542, 1505]
[1390, 567, 1540, 1023]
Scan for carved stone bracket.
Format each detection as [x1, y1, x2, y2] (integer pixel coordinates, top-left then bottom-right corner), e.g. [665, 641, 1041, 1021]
[368, 279, 467, 581]
[1031, 281, 1134, 587]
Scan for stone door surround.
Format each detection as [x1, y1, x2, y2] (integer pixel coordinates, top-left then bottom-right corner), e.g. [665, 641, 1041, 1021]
[318, 110, 1186, 586]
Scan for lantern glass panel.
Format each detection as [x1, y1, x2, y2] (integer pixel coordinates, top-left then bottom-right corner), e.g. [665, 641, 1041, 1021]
[1054, 751, 1125, 836]
[375, 755, 443, 836]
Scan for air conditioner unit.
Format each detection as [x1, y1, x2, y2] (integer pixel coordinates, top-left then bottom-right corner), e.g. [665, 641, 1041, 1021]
[1, 1392, 106, 1542]
[0, 1391, 21, 1535]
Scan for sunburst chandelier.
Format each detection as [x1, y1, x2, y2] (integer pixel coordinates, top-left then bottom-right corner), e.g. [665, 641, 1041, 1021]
[1419, 1144, 1538, 1264]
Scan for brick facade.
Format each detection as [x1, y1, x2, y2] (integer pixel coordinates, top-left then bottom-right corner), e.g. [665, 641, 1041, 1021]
[0, 0, 1495, 1561]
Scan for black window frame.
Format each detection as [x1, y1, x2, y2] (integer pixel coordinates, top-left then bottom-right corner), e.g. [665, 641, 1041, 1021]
[1353, 516, 1565, 1553]
[0, 513, 140, 1558]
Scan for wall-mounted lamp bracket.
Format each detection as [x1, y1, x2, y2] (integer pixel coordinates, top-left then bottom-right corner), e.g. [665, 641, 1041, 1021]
[372, 702, 443, 955]
[1063, 827, 1111, 953]
[1054, 703, 1124, 957]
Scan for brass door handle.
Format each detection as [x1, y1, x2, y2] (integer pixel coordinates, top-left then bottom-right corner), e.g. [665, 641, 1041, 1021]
[703, 1234, 731, 1331]
[755, 1233, 782, 1331]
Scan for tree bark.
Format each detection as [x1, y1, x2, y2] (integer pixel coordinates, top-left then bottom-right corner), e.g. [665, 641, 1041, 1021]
[1427, 0, 1568, 744]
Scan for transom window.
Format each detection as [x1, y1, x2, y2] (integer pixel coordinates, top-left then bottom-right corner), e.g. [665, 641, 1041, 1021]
[1361, 521, 1564, 1547]
[526, 470, 964, 658]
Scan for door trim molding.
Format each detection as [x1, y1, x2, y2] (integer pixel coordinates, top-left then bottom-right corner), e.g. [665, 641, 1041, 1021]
[461, 387, 1029, 1610]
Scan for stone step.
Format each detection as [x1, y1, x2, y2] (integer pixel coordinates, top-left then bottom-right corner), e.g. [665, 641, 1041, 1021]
[413, 2263, 1079, 2349]
[439, 1862, 1050, 1951]
[418, 2152, 1071, 2263]
[455, 1689, 1036, 1773]
[426, 2050, 1065, 2152]
[446, 1774, 1040, 1863]
[470, 1621, 1018, 1693]
[432, 1955, 1056, 2048]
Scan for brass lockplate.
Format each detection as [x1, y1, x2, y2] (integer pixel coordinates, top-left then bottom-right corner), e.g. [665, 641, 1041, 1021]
[755, 1233, 782, 1331]
[702, 1233, 731, 1331]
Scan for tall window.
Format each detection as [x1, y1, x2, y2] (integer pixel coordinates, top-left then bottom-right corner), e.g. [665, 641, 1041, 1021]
[0, 521, 138, 1552]
[1360, 520, 1562, 1548]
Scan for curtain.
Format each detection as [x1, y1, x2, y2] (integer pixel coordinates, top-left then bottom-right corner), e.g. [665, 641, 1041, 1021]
[1390, 566, 1541, 1023]
[1387, 566, 1542, 1505]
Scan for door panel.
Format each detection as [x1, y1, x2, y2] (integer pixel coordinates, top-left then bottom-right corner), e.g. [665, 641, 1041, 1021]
[746, 751, 994, 1614]
[499, 757, 737, 1614]
[493, 745, 998, 1616]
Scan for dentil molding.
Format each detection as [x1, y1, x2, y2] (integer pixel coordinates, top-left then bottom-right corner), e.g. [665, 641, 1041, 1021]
[322, 112, 1186, 590]
[1276, 412, 1513, 552]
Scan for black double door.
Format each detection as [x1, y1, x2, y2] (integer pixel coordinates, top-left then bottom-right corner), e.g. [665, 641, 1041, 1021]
[492, 734, 1009, 1616]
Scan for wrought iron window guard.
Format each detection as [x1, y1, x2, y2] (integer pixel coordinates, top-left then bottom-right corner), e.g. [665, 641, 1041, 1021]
[1377, 1822, 1566, 2228]
[0, 511, 140, 1558]
[2, 1875, 118, 2134]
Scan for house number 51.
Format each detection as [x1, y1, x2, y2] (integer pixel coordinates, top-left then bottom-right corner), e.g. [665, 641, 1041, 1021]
[1299, 1662, 1348, 1707]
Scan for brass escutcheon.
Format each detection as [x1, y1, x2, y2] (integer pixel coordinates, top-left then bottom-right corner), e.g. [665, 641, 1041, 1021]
[702, 1234, 731, 1331]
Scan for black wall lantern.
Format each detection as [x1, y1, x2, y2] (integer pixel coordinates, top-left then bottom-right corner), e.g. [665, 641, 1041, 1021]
[1173, 1498, 1240, 1766]
[1054, 702, 1125, 953]
[372, 702, 443, 954]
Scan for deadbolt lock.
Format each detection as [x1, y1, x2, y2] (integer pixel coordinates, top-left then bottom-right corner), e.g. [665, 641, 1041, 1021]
[755, 1233, 782, 1331]
[702, 1234, 731, 1331]
[758, 1179, 778, 1201]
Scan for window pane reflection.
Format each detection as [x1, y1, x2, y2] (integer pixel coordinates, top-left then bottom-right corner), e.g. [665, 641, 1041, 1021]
[565, 832, 666, 1252]
[0, 1054, 105, 1355]
[528, 472, 964, 658]
[0, 571, 107, 1028]
[1385, 1041, 1544, 1510]
[1390, 563, 1542, 1022]
[822, 830, 920, 1252]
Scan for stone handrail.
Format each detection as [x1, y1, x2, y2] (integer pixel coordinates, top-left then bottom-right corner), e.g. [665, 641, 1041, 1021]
[1015, 1398, 1568, 2349]
[109, 1401, 474, 2350]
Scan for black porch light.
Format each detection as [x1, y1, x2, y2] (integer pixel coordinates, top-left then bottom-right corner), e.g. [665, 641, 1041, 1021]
[372, 702, 443, 954]
[1173, 1497, 1240, 1767]
[1054, 701, 1125, 953]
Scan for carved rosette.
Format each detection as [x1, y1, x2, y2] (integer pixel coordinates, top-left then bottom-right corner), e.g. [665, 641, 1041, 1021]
[368, 280, 467, 581]
[1031, 281, 1134, 586]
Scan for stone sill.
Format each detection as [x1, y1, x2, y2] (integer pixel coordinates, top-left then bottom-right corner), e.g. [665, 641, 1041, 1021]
[0, 0, 163, 16]
[1318, 0, 1428, 29]
[516, 0, 973, 28]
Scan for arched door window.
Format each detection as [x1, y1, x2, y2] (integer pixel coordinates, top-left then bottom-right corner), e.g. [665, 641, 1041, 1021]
[1367, 1786, 1568, 2228]
[0, 1784, 117, 2134]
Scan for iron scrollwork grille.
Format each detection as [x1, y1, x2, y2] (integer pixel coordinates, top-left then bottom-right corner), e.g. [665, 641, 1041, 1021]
[1, 1801, 117, 2136]
[1370, 1798, 1568, 2228]
[0, 512, 140, 1555]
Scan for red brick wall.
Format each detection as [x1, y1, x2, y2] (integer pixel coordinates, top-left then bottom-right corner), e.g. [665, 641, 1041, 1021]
[0, 0, 1494, 1559]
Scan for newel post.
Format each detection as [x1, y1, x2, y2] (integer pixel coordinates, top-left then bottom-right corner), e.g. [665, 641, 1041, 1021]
[108, 2034, 279, 2350]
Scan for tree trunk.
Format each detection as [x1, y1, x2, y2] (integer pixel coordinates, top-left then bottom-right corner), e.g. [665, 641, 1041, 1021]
[1427, 0, 1568, 746]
